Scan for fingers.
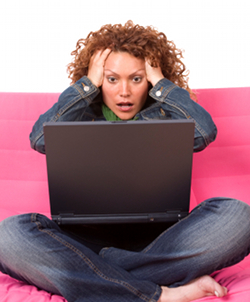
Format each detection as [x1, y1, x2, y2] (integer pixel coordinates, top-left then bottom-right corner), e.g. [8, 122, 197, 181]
[145, 60, 164, 87]
[92, 48, 112, 64]
[87, 48, 112, 87]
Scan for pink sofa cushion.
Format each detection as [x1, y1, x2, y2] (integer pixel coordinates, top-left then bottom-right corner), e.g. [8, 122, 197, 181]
[192, 87, 250, 206]
[0, 274, 66, 302]
[0, 93, 59, 215]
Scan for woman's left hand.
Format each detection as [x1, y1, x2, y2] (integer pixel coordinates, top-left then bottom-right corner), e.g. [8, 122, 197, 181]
[145, 60, 164, 87]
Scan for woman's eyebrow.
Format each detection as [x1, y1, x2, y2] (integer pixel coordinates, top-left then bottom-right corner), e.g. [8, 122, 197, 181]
[130, 69, 145, 76]
[104, 69, 145, 76]
[104, 69, 119, 75]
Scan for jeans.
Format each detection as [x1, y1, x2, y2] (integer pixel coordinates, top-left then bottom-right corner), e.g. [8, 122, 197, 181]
[0, 198, 250, 302]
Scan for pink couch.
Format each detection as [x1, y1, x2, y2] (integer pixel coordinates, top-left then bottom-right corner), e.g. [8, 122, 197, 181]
[0, 88, 250, 301]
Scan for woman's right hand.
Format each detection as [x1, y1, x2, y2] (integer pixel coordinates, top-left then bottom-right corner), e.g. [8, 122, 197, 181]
[87, 48, 112, 87]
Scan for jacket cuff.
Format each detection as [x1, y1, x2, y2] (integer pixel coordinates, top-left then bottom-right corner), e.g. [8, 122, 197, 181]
[149, 78, 177, 102]
[72, 76, 100, 102]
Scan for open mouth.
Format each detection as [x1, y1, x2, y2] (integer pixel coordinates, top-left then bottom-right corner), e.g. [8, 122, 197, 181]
[117, 102, 134, 112]
[117, 102, 133, 107]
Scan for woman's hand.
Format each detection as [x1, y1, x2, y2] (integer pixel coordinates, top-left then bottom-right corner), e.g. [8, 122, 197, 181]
[87, 48, 112, 87]
[145, 60, 164, 87]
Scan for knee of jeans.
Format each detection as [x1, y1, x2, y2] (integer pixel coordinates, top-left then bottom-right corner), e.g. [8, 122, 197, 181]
[202, 197, 250, 226]
[232, 199, 250, 229]
[0, 214, 33, 247]
[223, 197, 249, 213]
[206, 197, 248, 213]
[214, 198, 250, 233]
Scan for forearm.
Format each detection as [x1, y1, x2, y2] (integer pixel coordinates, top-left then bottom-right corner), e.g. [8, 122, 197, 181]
[29, 76, 100, 154]
[149, 78, 217, 152]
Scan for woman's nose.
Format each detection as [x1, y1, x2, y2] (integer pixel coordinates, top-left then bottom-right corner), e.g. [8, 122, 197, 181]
[119, 81, 131, 97]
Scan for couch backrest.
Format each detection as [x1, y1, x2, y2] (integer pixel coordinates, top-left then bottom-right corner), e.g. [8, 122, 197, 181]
[0, 93, 59, 215]
[192, 87, 250, 206]
[0, 88, 250, 216]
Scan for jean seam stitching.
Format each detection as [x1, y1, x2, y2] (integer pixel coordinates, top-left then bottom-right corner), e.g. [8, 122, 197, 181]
[149, 286, 162, 302]
[32, 214, 154, 302]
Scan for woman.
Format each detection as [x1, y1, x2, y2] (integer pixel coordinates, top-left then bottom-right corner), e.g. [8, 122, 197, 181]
[1, 21, 250, 302]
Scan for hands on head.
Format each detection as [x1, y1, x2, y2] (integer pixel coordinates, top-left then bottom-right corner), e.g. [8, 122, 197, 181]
[87, 48, 164, 88]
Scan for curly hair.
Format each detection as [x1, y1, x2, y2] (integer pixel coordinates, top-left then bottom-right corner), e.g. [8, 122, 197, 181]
[67, 20, 194, 97]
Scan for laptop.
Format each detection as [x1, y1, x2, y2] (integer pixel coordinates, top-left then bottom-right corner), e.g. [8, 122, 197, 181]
[43, 120, 195, 225]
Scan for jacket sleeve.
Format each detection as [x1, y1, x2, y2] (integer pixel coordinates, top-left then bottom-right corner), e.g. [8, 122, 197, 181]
[149, 78, 217, 152]
[29, 76, 100, 154]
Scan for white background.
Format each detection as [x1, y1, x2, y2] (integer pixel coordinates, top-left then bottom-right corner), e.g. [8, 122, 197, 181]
[0, 0, 249, 92]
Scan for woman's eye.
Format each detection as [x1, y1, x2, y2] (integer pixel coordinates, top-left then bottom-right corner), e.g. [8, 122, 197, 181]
[133, 77, 142, 83]
[108, 77, 117, 83]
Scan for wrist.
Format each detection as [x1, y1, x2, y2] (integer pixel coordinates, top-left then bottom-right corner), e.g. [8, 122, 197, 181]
[86, 75, 101, 88]
[151, 76, 165, 87]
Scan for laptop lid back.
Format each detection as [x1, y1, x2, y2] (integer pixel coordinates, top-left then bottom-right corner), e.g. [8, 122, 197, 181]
[44, 120, 194, 224]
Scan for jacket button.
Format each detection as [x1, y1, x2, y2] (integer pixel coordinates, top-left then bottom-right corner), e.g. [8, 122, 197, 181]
[84, 86, 90, 92]
[156, 91, 161, 97]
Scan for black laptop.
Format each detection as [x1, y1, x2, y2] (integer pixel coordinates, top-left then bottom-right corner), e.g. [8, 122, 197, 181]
[43, 120, 195, 225]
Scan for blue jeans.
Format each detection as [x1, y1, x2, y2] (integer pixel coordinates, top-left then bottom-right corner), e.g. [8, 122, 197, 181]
[0, 198, 250, 302]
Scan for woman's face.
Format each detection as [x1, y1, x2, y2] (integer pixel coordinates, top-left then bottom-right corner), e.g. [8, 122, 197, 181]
[102, 52, 149, 120]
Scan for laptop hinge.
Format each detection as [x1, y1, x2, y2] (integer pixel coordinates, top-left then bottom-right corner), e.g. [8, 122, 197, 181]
[54, 213, 74, 225]
[167, 210, 183, 217]
[167, 210, 186, 221]
[148, 210, 184, 222]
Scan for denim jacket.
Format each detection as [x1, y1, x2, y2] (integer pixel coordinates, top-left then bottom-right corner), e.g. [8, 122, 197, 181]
[30, 76, 217, 154]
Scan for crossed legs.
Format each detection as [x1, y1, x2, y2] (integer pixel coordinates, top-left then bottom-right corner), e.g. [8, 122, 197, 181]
[0, 198, 250, 302]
